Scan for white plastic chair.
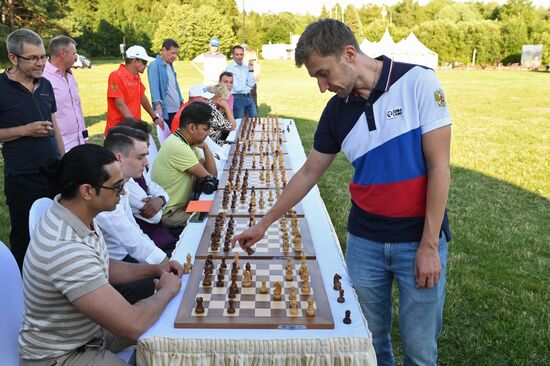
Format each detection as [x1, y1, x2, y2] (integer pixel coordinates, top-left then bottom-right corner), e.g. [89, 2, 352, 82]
[0, 241, 24, 366]
[156, 121, 171, 145]
[28, 197, 54, 236]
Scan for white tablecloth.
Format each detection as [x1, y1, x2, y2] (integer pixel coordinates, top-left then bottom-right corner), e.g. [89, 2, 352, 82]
[137, 119, 375, 366]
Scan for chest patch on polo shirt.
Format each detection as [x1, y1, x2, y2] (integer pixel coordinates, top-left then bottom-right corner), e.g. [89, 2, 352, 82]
[110, 83, 118, 91]
[386, 106, 403, 120]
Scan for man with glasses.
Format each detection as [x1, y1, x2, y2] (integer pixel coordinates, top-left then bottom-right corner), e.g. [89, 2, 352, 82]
[43, 35, 88, 151]
[105, 45, 165, 135]
[0, 28, 65, 270]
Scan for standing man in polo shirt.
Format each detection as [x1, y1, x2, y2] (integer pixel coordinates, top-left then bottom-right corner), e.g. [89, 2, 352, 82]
[192, 37, 227, 86]
[233, 19, 452, 365]
[225, 45, 257, 119]
[0, 28, 65, 270]
[148, 38, 184, 129]
[105, 45, 166, 135]
[43, 35, 88, 151]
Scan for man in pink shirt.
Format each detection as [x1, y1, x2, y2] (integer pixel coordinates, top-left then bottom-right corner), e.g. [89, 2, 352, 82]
[43, 35, 87, 151]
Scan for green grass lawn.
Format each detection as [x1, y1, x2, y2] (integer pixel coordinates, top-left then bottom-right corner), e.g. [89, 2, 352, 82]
[1, 61, 549, 365]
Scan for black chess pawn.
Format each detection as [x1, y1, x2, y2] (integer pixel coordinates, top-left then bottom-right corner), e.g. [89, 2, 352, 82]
[220, 258, 227, 269]
[227, 299, 236, 314]
[337, 289, 345, 303]
[228, 286, 236, 299]
[216, 273, 225, 287]
[195, 297, 204, 314]
[202, 274, 211, 287]
[245, 262, 251, 272]
[343, 310, 352, 324]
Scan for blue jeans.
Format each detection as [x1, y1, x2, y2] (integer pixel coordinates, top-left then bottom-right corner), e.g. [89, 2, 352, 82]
[233, 94, 258, 119]
[345, 233, 448, 366]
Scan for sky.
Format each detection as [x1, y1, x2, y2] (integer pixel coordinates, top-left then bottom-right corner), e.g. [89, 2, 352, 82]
[237, 0, 550, 15]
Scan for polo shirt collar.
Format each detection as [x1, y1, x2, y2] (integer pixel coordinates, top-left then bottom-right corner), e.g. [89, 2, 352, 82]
[345, 55, 393, 104]
[2, 68, 42, 90]
[118, 64, 139, 79]
[50, 194, 96, 239]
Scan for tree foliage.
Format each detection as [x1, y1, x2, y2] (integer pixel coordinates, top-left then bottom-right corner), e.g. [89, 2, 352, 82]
[0, 0, 548, 65]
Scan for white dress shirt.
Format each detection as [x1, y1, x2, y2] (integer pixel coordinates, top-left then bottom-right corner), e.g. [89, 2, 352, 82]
[125, 175, 169, 224]
[95, 191, 167, 264]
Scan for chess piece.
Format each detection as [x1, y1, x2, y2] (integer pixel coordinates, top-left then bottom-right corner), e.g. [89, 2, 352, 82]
[195, 297, 204, 314]
[337, 289, 345, 303]
[301, 278, 311, 295]
[306, 298, 315, 317]
[268, 190, 273, 203]
[259, 191, 265, 209]
[183, 253, 193, 274]
[285, 267, 293, 281]
[343, 310, 352, 324]
[286, 257, 292, 271]
[227, 299, 236, 314]
[289, 299, 299, 316]
[230, 273, 239, 294]
[233, 253, 240, 269]
[202, 273, 211, 287]
[216, 273, 225, 287]
[245, 262, 251, 272]
[220, 258, 227, 269]
[260, 280, 268, 294]
[242, 270, 252, 287]
[273, 282, 283, 301]
[333, 273, 342, 291]
[289, 286, 297, 301]
[228, 285, 236, 299]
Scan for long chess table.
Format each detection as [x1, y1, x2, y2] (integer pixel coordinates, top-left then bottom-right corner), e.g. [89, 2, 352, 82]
[137, 118, 376, 366]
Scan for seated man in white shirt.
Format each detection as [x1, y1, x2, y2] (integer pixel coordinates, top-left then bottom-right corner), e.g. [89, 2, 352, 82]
[96, 127, 170, 304]
[116, 121, 181, 251]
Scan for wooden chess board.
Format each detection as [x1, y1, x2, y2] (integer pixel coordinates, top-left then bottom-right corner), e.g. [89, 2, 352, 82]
[239, 117, 287, 133]
[210, 188, 305, 217]
[195, 214, 316, 259]
[228, 140, 288, 156]
[218, 169, 293, 190]
[175, 258, 334, 329]
[223, 153, 291, 171]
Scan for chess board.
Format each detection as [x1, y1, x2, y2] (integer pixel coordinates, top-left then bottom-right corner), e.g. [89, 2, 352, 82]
[223, 153, 291, 171]
[218, 169, 293, 190]
[239, 117, 286, 133]
[228, 140, 288, 155]
[210, 188, 305, 217]
[175, 258, 334, 329]
[195, 214, 316, 259]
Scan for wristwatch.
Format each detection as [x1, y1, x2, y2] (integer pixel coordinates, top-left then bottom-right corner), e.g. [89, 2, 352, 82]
[158, 195, 167, 207]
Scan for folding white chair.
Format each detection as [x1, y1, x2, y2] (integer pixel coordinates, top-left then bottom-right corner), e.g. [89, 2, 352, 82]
[0, 241, 24, 366]
[28, 197, 54, 236]
[156, 121, 171, 145]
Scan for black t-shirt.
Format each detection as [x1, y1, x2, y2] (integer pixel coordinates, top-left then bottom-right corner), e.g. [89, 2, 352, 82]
[0, 71, 60, 176]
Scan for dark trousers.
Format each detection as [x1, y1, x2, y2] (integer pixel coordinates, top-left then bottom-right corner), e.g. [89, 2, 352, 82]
[167, 112, 177, 130]
[113, 255, 155, 304]
[5, 174, 57, 270]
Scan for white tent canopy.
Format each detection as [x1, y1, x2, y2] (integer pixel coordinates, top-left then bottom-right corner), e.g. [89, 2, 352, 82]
[360, 28, 438, 69]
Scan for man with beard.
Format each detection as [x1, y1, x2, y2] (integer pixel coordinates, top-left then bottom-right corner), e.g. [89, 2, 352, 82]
[233, 19, 452, 366]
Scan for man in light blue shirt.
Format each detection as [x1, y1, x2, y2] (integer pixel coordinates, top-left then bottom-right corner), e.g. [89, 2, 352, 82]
[225, 45, 257, 119]
[148, 39, 184, 128]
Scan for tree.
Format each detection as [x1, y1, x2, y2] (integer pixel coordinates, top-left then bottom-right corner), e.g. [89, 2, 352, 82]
[345, 5, 364, 40]
[436, 3, 481, 22]
[320, 4, 329, 19]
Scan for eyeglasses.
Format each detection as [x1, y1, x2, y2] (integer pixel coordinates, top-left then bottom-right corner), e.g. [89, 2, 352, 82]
[16, 54, 48, 64]
[96, 181, 125, 196]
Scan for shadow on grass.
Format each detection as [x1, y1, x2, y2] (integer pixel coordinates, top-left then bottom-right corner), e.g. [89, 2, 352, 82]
[85, 113, 107, 127]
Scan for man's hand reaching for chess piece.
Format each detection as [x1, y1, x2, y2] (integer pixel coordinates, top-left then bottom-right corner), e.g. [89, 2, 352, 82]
[231, 220, 268, 254]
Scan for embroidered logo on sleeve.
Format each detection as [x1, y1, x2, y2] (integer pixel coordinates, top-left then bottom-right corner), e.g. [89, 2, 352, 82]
[434, 89, 447, 107]
[386, 107, 403, 119]
[110, 83, 119, 91]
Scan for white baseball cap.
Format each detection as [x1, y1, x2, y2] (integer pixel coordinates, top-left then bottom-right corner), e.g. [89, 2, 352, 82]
[125, 45, 155, 62]
[189, 84, 215, 99]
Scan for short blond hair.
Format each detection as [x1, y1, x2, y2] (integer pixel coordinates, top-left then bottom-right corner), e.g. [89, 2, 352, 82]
[207, 83, 230, 101]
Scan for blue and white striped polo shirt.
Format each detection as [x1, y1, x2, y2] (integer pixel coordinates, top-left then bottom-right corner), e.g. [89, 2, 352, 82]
[314, 56, 452, 243]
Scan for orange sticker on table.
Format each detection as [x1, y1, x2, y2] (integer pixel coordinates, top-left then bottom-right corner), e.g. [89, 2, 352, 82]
[186, 200, 213, 213]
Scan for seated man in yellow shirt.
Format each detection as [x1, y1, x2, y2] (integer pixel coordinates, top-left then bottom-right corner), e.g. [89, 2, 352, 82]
[151, 101, 217, 227]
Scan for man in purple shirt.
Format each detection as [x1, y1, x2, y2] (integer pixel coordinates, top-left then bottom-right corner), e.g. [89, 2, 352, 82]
[43, 35, 88, 151]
